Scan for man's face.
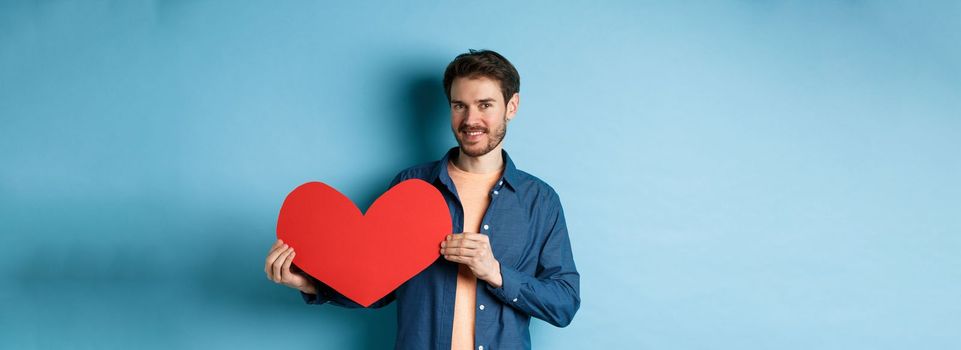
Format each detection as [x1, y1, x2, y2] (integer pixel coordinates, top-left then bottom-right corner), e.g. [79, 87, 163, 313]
[449, 76, 518, 158]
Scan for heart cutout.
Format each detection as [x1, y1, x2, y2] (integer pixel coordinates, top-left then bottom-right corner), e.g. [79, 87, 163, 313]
[276, 179, 451, 307]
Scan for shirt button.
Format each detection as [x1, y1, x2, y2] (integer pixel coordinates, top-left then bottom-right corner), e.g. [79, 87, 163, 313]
[478, 346, 484, 350]
[498, 180, 503, 186]
[479, 304, 485, 310]
[512, 298, 518, 302]
[483, 224, 489, 230]
[493, 190, 499, 195]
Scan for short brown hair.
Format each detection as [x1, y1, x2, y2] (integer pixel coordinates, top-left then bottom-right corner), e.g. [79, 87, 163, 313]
[443, 49, 520, 105]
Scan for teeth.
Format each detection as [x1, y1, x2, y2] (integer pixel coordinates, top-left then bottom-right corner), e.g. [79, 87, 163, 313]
[467, 131, 483, 136]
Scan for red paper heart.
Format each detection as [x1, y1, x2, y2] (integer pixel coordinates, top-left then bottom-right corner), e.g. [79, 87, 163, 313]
[276, 179, 451, 307]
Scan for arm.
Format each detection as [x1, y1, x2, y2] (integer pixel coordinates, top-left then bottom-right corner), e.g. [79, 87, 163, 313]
[485, 199, 581, 327]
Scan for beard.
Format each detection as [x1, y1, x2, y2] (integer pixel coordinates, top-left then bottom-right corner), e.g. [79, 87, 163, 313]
[455, 115, 508, 158]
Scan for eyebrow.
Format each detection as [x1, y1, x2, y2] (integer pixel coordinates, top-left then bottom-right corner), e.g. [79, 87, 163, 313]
[450, 98, 498, 104]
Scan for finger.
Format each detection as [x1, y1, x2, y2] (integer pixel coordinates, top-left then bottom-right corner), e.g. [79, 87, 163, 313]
[442, 245, 474, 255]
[265, 243, 280, 277]
[272, 247, 293, 283]
[266, 242, 289, 264]
[446, 233, 477, 245]
[441, 246, 478, 257]
[461, 232, 489, 242]
[270, 239, 284, 252]
[443, 254, 468, 264]
[280, 250, 296, 282]
[265, 243, 289, 276]
[440, 238, 463, 248]
[460, 234, 491, 251]
[442, 238, 479, 250]
[447, 254, 477, 266]
[272, 247, 292, 283]
[266, 240, 285, 259]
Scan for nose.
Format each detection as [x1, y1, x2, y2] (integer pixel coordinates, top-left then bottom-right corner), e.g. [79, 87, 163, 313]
[465, 105, 483, 123]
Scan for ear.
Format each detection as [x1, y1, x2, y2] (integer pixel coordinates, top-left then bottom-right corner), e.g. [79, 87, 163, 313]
[506, 93, 520, 122]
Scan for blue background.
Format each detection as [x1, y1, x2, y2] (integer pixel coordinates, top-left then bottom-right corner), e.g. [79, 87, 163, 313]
[2, 1, 959, 349]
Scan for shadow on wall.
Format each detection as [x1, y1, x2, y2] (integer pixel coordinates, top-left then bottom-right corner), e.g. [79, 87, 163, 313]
[352, 62, 453, 211]
[403, 71, 454, 166]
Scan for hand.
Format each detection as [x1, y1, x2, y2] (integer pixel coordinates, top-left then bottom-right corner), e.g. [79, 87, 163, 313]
[440, 232, 503, 288]
[265, 239, 317, 295]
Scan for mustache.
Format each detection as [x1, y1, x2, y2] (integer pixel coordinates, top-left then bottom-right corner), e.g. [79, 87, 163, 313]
[458, 124, 488, 133]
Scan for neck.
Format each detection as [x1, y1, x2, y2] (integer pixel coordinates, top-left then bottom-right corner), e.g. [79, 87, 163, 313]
[453, 145, 504, 174]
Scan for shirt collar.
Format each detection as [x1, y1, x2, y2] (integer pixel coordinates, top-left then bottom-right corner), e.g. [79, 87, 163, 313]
[431, 147, 520, 192]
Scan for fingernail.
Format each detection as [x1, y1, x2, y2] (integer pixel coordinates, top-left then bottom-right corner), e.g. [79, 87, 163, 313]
[283, 244, 288, 248]
[441, 242, 446, 247]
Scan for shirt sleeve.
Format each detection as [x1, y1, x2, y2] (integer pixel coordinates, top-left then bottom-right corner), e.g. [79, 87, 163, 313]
[486, 194, 581, 327]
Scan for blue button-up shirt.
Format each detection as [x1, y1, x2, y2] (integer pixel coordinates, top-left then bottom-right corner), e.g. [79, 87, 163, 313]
[301, 147, 580, 350]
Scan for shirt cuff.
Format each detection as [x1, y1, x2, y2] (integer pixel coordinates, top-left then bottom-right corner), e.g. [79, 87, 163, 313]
[300, 290, 326, 304]
[486, 264, 524, 305]
[300, 279, 328, 305]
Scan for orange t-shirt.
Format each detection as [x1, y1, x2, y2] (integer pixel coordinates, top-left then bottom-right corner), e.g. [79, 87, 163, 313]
[447, 160, 502, 350]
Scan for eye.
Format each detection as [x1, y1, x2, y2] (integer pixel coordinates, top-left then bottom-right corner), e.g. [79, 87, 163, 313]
[481, 103, 492, 109]
[452, 104, 464, 110]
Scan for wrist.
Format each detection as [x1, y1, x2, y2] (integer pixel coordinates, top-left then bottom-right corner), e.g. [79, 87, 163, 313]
[486, 260, 503, 289]
[298, 281, 318, 295]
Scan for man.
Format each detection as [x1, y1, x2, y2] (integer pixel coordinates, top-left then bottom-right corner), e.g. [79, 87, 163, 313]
[264, 49, 580, 350]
